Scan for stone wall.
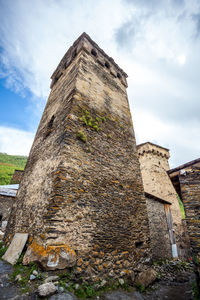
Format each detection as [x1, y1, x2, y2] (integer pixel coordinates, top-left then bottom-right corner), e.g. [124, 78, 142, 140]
[137, 142, 188, 258]
[179, 165, 200, 256]
[0, 195, 14, 222]
[10, 170, 24, 184]
[5, 33, 150, 281]
[145, 194, 172, 259]
[0, 194, 14, 238]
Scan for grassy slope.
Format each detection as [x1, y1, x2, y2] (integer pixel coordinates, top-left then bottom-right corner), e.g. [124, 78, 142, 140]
[0, 153, 27, 185]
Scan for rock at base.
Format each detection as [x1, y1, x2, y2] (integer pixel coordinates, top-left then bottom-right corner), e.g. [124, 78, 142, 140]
[102, 291, 144, 300]
[45, 275, 59, 283]
[38, 282, 57, 297]
[136, 268, 157, 288]
[49, 293, 77, 300]
[23, 239, 76, 270]
[2, 233, 28, 265]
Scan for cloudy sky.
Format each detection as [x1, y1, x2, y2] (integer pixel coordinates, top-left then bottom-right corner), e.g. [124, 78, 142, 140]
[0, 0, 199, 167]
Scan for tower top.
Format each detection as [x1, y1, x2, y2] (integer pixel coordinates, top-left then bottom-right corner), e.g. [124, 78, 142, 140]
[137, 142, 170, 159]
[51, 32, 128, 88]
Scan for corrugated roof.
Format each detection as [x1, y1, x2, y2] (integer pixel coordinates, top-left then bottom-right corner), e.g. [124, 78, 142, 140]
[0, 184, 19, 197]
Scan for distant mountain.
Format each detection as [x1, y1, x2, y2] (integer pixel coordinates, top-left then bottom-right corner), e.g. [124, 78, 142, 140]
[0, 153, 27, 185]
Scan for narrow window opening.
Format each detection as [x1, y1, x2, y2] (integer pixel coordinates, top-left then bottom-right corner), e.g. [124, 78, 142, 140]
[72, 50, 77, 58]
[135, 241, 143, 248]
[91, 49, 97, 57]
[117, 73, 121, 79]
[48, 115, 55, 129]
[105, 61, 110, 69]
[45, 115, 55, 138]
[0, 214, 2, 222]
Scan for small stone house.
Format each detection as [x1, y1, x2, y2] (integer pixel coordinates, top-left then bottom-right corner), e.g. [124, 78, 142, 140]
[168, 158, 200, 257]
[0, 185, 18, 238]
[145, 192, 172, 259]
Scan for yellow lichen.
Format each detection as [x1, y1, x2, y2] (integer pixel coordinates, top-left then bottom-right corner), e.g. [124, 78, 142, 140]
[28, 240, 76, 259]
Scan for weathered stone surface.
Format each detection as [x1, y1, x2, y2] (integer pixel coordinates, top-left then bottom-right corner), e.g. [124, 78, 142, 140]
[0, 194, 14, 231]
[101, 291, 144, 300]
[32, 270, 38, 276]
[136, 268, 157, 287]
[145, 195, 171, 259]
[45, 275, 59, 283]
[30, 274, 36, 280]
[38, 282, 57, 297]
[0, 230, 4, 240]
[9, 170, 24, 184]
[23, 240, 76, 270]
[2, 233, 28, 265]
[179, 165, 200, 255]
[49, 293, 77, 300]
[1, 221, 7, 232]
[5, 33, 150, 280]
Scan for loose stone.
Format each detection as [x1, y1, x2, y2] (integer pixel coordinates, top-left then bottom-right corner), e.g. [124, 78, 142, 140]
[38, 282, 57, 297]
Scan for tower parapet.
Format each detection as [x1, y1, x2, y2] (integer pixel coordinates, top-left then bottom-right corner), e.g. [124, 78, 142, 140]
[51, 32, 128, 89]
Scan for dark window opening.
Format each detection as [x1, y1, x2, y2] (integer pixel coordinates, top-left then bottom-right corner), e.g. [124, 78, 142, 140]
[0, 214, 2, 222]
[48, 115, 55, 129]
[135, 241, 143, 248]
[91, 49, 97, 57]
[105, 61, 110, 69]
[45, 115, 55, 138]
[72, 49, 77, 58]
[117, 73, 121, 79]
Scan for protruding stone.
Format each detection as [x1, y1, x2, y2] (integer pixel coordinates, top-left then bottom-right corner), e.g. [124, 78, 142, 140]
[23, 240, 76, 270]
[38, 282, 57, 297]
[2, 233, 28, 265]
[136, 268, 157, 287]
[32, 270, 38, 276]
[45, 276, 59, 283]
[30, 274, 36, 280]
[15, 274, 22, 282]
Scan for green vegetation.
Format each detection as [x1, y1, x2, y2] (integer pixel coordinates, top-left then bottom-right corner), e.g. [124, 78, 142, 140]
[135, 282, 145, 292]
[0, 153, 27, 185]
[76, 131, 87, 143]
[192, 281, 200, 300]
[9, 253, 42, 294]
[58, 270, 130, 299]
[177, 194, 185, 219]
[79, 109, 107, 132]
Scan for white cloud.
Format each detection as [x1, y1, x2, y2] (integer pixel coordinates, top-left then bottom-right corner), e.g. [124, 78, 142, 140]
[0, 0, 199, 165]
[133, 110, 200, 167]
[0, 127, 34, 156]
[0, 0, 126, 99]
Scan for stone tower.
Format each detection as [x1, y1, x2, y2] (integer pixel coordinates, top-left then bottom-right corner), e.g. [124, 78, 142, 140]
[5, 33, 150, 280]
[137, 142, 189, 258]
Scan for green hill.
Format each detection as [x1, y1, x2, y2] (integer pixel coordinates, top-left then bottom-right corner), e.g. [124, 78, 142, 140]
[0, 153, 27, 185]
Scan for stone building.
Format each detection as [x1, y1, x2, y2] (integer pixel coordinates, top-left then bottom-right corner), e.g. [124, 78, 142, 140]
[137, 142, 189, 258]
[0, 185, 18, 239]
[4, 33, 150, 280]
[10, 170, 24, 184]
[169, 158, 200, 257]
[145, 192, 172, 259]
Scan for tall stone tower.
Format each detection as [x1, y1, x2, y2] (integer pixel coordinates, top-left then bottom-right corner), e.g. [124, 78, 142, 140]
[5, 33, 150, 280]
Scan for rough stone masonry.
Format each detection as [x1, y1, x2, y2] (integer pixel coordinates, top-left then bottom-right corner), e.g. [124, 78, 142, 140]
[4, 33, 150, 281]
